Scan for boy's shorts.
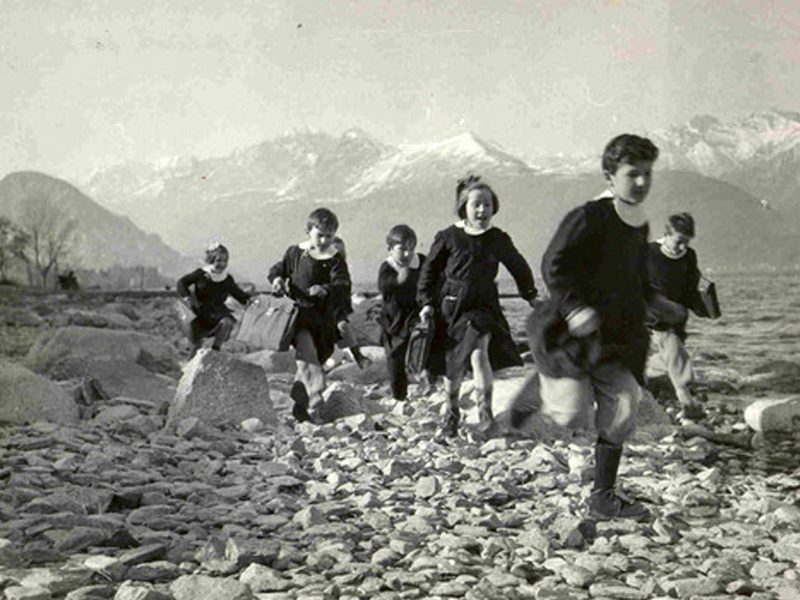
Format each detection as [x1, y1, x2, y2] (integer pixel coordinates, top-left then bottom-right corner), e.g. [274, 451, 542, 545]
[538, 362, 641, 445]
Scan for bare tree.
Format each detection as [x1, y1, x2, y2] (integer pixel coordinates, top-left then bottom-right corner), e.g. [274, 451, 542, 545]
[17, 197, 77, 288]
[0, 216, 29, 283]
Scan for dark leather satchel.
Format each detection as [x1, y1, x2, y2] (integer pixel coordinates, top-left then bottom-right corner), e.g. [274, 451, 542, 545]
[697, 277, 721, 319]
[236, 293, 298, 351]
[405, 319, 434, 378]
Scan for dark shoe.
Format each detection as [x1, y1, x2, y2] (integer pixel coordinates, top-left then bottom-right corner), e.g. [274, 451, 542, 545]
[680, 403, 706, 421]
[290, 381, 311, 423]
[435, 407, 460, 441]
[589, 489, 651, 522]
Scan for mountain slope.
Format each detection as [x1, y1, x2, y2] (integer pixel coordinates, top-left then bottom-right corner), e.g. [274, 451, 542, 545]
[0, 171, 188, 276]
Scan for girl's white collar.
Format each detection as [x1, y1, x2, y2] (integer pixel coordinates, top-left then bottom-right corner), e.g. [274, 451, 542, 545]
[202, 264, 228, 282]
[386, 253, 420, 273]
[455, 220, 493, 236]
[299, 240, 339, 260]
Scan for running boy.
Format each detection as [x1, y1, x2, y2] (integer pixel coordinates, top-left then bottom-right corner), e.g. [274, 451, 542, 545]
[646, 212, 708, 420]
[536, 134, 659, 521]
[378, 224, 426, 401]
[268, 208, 350, 423]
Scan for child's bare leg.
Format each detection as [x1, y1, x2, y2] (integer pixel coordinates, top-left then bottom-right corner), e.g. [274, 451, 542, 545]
[338, 320, 370, 369]
[211, 316, 235, 351]
[470, 334, 494, 430]
[295, 329, 325, 416]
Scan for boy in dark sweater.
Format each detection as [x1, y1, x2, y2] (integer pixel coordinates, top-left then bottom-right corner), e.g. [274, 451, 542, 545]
[645, 212, 708, 420]
[378, 224, 426, 401]
[537, 134, 658, 521]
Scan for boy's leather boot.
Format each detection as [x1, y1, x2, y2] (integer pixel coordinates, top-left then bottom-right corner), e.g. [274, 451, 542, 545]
[435, 394, 460, 440]
[290, 381, 311, 423]
[589, 439, 651, 522]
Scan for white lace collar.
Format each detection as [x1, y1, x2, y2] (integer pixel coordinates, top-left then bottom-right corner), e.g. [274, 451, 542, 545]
[385, 253, 420, 273]
[455, 220, 493, 236]
[657, 237, 687, 260]
[298, 240, 339, 260]
[202, 264, 228, 282]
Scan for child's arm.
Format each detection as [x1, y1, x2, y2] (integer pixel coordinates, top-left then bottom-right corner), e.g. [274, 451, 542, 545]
[227, 275, 252, 305]
[317, 253, 351, 303]
[377, 262, 399, 299]
[417, 231, 448, 311]
[268, 247, 293, 293]
[497, 231, 537, 302]
[685, 249, 707, 317]
[176, 269, 201, 306]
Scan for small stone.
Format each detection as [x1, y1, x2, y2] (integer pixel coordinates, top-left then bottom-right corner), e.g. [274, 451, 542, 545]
[170, 574, 254, 600]
[293, 506, 325, 529]
[241, 417, 265, 433]
[415, 475, 440, 499]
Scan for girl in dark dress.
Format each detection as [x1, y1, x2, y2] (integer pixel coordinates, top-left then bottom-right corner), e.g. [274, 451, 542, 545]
[176, 243, 252, 356]
[417, 176, 538, 439]
[268, 208, 351, 422]
[378, 224, 427, 401]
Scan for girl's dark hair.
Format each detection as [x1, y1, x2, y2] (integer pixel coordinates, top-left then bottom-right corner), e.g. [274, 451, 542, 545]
[455, 174, 499, 218]
[306, 208, 339, 233]
[386, 224, 417, 248]
[601, 134, 659, 174]
[667, 212, 695, 238]
[205, 242, 229, 264]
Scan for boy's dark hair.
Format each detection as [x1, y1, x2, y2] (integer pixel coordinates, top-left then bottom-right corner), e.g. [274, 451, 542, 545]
[386, 224, 417, 248]
[306, 208, 339, 233]
[455, 174, 499, 219]
[601, 134, 659, 174]
[205, 242, 229, 264]
[667, 212, 695, 238]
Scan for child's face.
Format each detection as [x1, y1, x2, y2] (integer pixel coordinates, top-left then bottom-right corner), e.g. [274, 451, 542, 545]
[307, 226, 336, 252]
[464, 189, 494, 229]
[663, 229, 692, 255]
[389, 240, 416, 266]
[605, 159, 654, 206]
[209, 252, 229, 273]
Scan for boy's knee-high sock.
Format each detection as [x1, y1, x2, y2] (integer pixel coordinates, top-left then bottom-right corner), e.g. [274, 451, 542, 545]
[476, 387, 494, 425]
[593, 438, 623, 492]
[290, 380, 311, 423]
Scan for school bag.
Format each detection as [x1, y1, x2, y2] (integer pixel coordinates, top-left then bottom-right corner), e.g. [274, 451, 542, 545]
[236, 293, 298, 351]
[697, 276, 721, 319]
[405, 319, 434, 378]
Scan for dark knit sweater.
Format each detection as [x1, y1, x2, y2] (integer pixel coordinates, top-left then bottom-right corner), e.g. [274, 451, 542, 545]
[541, 197, 651, 382]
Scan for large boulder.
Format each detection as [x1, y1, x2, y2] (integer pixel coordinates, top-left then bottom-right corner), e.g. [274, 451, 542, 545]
[744, 396, 800, 433]
[25, 326, 180, 378]
[0, 359, 80, 425]
[167, 350, 277, 429]
[348, 296, 383, 346]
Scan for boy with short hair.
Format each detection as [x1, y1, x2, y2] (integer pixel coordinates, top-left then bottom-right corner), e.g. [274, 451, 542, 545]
[645, 212, 708, 420]
[535, 133, 659, 521]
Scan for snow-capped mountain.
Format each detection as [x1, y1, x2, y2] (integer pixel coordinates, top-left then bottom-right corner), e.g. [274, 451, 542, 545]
[78, 124, 799, 282]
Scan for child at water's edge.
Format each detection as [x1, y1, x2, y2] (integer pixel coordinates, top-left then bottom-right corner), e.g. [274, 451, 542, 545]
[176, 243, 251, 356]
[378, 224, 426, 401]
[417, 175, 537, 439]
[268, 208, 350, 423]
[535, 133, 659, 521]
[645, 212, 709, 420]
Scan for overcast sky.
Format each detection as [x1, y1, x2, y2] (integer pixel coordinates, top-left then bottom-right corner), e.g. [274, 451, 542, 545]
[1, 0, 798, 178]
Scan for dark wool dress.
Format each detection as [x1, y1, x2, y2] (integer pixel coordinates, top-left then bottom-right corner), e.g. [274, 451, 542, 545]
[645, 242, 703, 339]
[541, 197, 652, 384]
[268, 245, 351, 363]
[176, 269, 251, 336]
[417, 225, 537, 379]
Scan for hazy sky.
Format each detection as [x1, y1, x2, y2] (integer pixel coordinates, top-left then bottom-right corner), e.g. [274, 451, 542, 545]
[2, 0, 799, 178]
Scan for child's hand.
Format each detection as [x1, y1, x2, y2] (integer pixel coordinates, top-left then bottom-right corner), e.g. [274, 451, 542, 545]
[271, 277, 286, 295]
[419, 305, 434, 323]
[308, 285, 328, 298]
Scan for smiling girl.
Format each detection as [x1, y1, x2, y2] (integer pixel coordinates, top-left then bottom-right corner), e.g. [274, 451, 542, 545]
[417, 175, 538, 440]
